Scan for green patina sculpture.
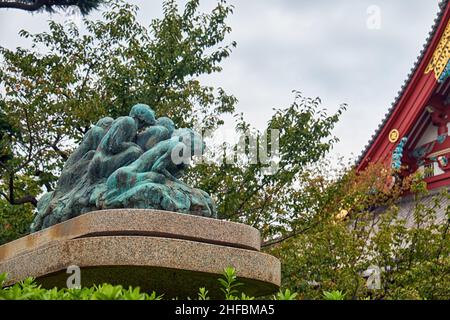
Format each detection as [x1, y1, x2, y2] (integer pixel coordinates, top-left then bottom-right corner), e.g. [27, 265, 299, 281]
[31, 104, 216, 232]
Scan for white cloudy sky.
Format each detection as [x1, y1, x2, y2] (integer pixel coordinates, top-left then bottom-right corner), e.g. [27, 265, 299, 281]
[0, 0, 442, 161]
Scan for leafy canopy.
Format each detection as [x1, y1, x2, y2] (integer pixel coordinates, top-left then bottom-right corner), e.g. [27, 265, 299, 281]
[0, 0, 237, 209]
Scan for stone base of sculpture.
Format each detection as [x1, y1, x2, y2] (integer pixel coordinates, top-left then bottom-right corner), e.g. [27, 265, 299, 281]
[0, 209, 280, 298]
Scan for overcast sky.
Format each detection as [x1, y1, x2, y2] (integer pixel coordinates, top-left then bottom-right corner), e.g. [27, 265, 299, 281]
[0, 0, 441, 161]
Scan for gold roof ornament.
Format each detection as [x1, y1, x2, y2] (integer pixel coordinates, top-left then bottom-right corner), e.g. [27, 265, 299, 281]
[425, 19, 450, 80]
[389, 129, 400, 143]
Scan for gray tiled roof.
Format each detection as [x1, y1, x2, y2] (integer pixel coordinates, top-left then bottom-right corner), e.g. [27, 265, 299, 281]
[356, 0, 450, 166]
[372, 187, 449, 227]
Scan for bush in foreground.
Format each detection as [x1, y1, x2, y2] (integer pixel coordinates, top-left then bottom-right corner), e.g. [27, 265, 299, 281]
[0, 267, 300, 300]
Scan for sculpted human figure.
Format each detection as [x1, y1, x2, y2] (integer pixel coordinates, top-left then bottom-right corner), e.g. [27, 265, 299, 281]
[107, 128, 201, 190]
[102, 128, 215, 217]
[56, 117, 114, 193]
[87, 104, 155, 182]
[31, 117, 114, 230]
[65, 117, 115, 168]
[31, 103, 217, 231]
[136, 117, 175, 151]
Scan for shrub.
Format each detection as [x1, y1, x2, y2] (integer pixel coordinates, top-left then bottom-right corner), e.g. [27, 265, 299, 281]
[0, 267, 299, 300]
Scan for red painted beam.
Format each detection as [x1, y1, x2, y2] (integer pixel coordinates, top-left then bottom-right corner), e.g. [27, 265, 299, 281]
[425, 170, 450, 189]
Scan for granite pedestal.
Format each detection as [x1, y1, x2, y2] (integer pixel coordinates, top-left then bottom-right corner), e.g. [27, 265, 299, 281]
[0, 209, 280, 298]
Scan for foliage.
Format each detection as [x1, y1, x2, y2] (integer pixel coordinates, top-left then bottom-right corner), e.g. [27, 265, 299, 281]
[0, 108, 14, 166]
[269, 166, 450, 300]
[0, 200, 34, 245]
[323, 290, 346, 300]
[187, 92, 346, 238]
[0, 0, 448, 302]
[0, 273, 164, 300]
[197, 287, 209, 300]
[0, 0, 105, 15]
[218, 266, 244, 300]
[273, 289, 298, 300]
[0, 268, 297, 300]
[216, 266, 255, 300]
[0, 0, 346, 245]
[0, 0, 237, 209]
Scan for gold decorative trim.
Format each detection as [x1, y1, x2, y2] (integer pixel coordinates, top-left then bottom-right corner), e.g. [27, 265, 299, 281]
[425, 19, 450, 80]
[389, 129, 400, 143]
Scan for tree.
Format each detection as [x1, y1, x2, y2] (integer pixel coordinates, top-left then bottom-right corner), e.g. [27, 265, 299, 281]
[268, 165, 450, 300]
[0, 0, 237, 208]
[185, 92, 346, 240]
[0, 0, 349, 244]
[1, 0, 447, 299]
[1, 0, 347, 249]
[0, 107, 14, 167]
[0, 0, 104, 15]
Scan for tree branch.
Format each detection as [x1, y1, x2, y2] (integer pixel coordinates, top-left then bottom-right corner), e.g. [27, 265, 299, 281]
[10, 194, 38, 207]
[51, 142, 68, 161]
[0, 1, 80, 12]
[0, 191, 10, 202]
[0, 0, 46, 12]
[3, 172, 38, 207]
[261, 223, 317, 248]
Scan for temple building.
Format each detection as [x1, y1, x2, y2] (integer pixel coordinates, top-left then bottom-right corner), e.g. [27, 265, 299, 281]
[357, 0, 450, 193]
